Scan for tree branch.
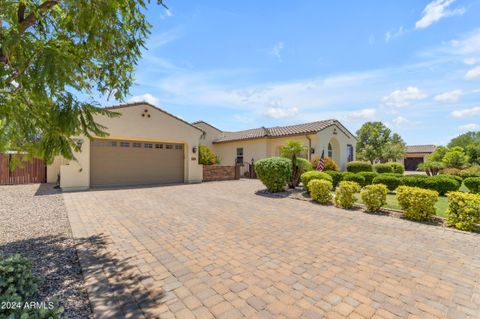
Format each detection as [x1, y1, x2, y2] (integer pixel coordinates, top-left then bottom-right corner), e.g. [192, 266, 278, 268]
[18, 1, 58, 33]
[18, 3, 26, 23]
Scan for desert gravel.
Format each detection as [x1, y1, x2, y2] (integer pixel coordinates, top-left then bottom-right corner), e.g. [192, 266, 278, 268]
[0, 184, 92, 319]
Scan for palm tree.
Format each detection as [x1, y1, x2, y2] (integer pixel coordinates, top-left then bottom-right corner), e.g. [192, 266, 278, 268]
[280, 141, 307, 188]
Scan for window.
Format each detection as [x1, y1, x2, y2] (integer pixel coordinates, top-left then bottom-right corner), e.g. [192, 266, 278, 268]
[107, 141, 117, 147]
[144, 143, 153, 148]
[236, 147, 244, 164]
[132, 142, 141, 148]
[155, 144, 163, 149]
[328, 143, 333, 158]
[120, 141, 130, 147]
[175, 144, 183, 150]
[92, 140, 104, 147]
[347, 144, 354, 162]
[166, 144, 173, 149]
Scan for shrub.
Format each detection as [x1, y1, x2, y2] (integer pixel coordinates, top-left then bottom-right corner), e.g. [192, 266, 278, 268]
[372, 175, 403, 191]
[423, 175, 460, 196]
[334, 181, 361, 209]
[346, 161, 372, 173]
[300, 171, 333, 192]
[373, 163, 394, 174]
[343, 173, 366, 187]
[361, 184, 388, 213]
[311, 156, 339, 171]
[401, 175, 428, 188]
[387, 162, 405, 174]
[445, 192, 480, 231]
[255, 157, 292, 192]
[198, 145, 219, 165]
[323, 170, 344, 187]
[396, 186, 438, 221]
[464, 177, 480, 194]
[445, 174, 463, 185]
[308, 179, 333, 204]
[357, 171, 378, 185]
[296, 157, 313, 174]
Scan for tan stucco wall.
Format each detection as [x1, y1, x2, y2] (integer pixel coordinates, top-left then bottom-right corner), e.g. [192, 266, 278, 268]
[46, 156, 62, 183]
[315, 124, 356, 171]
[212, 138, 268, 175]
[195, 122, 222, 147]
[51, 104, 204, 190]
[266, 135, 317, 159]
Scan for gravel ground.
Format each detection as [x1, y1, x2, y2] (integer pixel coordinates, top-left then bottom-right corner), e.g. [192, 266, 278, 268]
[0, 184, 92, 319]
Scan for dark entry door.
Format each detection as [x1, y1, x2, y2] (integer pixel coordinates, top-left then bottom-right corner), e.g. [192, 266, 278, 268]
[404, 157, 424, 171]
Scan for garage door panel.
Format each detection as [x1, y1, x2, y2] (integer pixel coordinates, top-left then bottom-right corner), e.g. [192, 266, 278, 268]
[91, 139, 184, 187]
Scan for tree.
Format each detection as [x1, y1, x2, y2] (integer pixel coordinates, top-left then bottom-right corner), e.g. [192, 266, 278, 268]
[428, 146, 448, 162]
[465, 143, 480, 165]
[1, 0, 165, 163]
[280, 141, 307, 188]
[356, 122, 406, 163]
[442, 147, 468, 169]
[448, 131, 480, 149]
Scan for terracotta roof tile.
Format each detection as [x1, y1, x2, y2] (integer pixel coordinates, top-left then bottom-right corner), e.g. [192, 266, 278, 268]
[406, 145, 436, 153]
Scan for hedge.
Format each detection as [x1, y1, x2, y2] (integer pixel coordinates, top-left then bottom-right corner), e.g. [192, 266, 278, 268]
[357, 171, 378, 185]
[445, 192, 480, 231]
[334, 181, 361, 209]
[396, 186, 438, 221]
[255, 157, 292, 192]
[323, 170, 344, 187]
[296, 157, 313, 174]
[346, 161, 372, 173]
[464, 177, 480, 194]
[300, 171, 333, 192]
[373, 163, 393, 174]
[372, 175, 403, 191]
[361, 184, 388, 213]
[423, 175, 460, 196]
[401, 175, 428, 188]
[387, 162, 405, 174]
[308, 179, 333, 204]
[343, 173, 366, 187]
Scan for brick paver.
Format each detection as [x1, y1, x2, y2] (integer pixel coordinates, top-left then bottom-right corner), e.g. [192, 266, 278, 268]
[63, 180, 480, 319]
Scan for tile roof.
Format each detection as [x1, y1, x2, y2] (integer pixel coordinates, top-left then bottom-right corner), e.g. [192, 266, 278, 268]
[406, 145, 437, 154]
[213, 120, 340, 143]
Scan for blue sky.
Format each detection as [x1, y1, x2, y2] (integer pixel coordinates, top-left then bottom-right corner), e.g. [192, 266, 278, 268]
[111, 0, 480, 145]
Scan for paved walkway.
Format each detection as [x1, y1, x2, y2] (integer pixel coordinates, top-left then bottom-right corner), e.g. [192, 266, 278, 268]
[63, 180, 480, 319]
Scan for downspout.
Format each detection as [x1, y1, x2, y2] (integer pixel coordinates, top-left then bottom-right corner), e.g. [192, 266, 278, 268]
[305, 135, 312, 160]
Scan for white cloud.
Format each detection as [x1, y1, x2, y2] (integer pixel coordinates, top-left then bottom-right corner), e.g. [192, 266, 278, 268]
[385, 26, 406, 43]
[349, 108, 377, 119]
[464, 57, 478, 65]
[129, 93, 160, 106]
[451, 106, 480, 118]
[392, 116, 408, 127]
[459, 123, 480, 131]
[415, 0, 465, 29]
[449, 29, 480, 55]
[434, 89, 463, 102]
[465, 66, 480, 80]
[269, 42, 284, 60]
[264, 106, 299, 119]
[382, 86, 427, 107]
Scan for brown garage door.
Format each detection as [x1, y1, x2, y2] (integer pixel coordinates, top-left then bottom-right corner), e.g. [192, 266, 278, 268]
[90, 139, 184, 187]
[404, 157, 424, 171]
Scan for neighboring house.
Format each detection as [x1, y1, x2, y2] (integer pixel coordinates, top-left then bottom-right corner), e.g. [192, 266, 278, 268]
[402, 145, 437, 171]
[47, 102, 204, 191]
[194, 119, 357, 174]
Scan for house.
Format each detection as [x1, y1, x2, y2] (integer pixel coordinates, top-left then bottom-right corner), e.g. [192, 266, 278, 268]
[47, 102, 204, 191]
[194, 119, 357, 174]
[402, 145, 437, 171]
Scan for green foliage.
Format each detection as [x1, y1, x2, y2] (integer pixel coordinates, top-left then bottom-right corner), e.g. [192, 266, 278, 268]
[334, 181, 361, 209]
[387, 162, 405, 174]
[418, 161, 444, 176]
[428, 146, 448, 162]
[280, 141, 308, 188]
[254, 157, 292, 192]
[396, 186, 438, 221]
[361, 184, 388, 213]
[373, 163, 394, 174]
[310, 156, 339, 171]
[308, 179, 333, 204]
[448, 131, 480, 149]
[442, 148, 469, 169]
[357, 171, 378, 185]
[356, 122, 406, 163]
[300, 171, 333, 192]
[401, 175, 429, 188]
[445, 192, 480, 231]
[346, 161, 373, 173]
[445, 174, 463, 185]
[198, 145, 219, 165]
[296, 157, 313, 173]
[0, 0, 165, 162]
[323, 170, 344, 187]
[464, 177, 480, 194]
[372, 175, 403, 191]
[423, 175, 460, 196]
[343, 173, 366, 187]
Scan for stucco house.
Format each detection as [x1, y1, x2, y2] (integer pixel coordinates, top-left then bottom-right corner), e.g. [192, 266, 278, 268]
[401, 145, 437, 171]
[194, 119, 356, 174]
[48, 102, 356, 190]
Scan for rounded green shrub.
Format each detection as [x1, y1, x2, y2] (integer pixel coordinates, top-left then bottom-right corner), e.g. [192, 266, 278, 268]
[444, 174, 463, 185]
[334, 181, 361, 209]
[255, 157, 292, 192]
[346, 161, 373, 173]
[445, 192, 480, 231]
[343, 173, 366, 187]
[308, 179, 333, 204]
[396, 186, 438, 221]
[199, 144, 219, 165]
[387, 162, 405, 174]
[300, 171, 333, 192]
[401, 175, 428, 188]
[423, 175, 460, 196]
[373, 163, 394, 174]
[361, 184, 388, 213]
[296, 157, 313, 174]
[372, 175, 403, 191]
[464, 177, 480, 194]
[357, 171, 378, 185]
[323, 170, 344, 187]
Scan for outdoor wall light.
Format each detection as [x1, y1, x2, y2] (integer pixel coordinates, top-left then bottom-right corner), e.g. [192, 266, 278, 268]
[73, 138, 84, 150]
[192, 146, 197, 153]
[311, 148, 315, 154]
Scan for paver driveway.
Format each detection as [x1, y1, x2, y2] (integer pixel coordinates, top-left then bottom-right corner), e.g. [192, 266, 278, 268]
[64, 180, 480, 319]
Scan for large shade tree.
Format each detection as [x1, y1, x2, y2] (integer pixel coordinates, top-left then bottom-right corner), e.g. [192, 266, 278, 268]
[0, 0, 164, 162]
[356, 122, 406, 163]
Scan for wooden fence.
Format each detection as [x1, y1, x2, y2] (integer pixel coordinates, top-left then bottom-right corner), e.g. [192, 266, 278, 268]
[0, 154, 46, 185]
